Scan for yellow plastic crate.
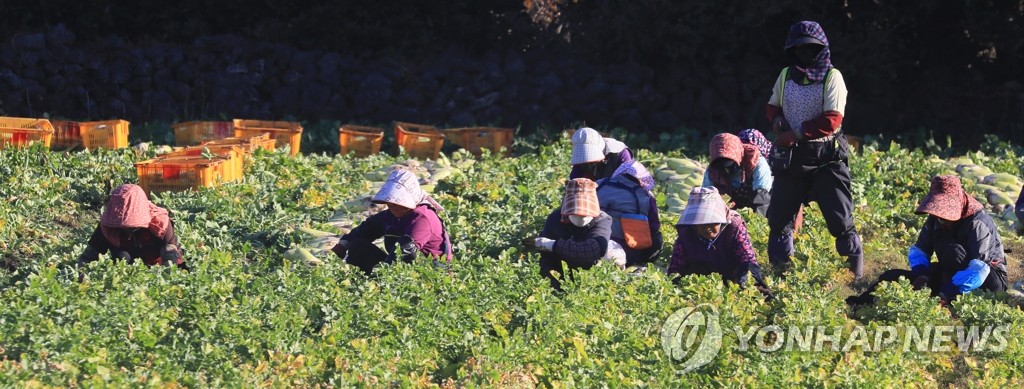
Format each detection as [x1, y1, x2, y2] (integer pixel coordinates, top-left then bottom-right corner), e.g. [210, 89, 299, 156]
[233, 119, 302, 156]
[81, 120, 130, 149]
[172, 121, 235, 146]
[159, 145, 244, 183]
[445, 127, 514, 156]
[394, 122, 444, 159]
[0, 117, 54, 149]
[135, 157, 233, 193]
[339, 124, 384, 158]
[200, 133, 276, 153]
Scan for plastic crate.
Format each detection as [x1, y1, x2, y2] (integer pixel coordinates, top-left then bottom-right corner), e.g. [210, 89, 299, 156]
[172, 121, 235, 146]
[135, 157, 233, 193]
[201, 133, 276, 153]
[233, 119, 302, 156]
[339, 125, 384, 158]
[394, 122, 444, 159]
[81, 120, 130, 149]
[445, 127, 514, 156]
[0, 117, 55, 149]
[51, 120, 82, 149]
[159, 145, 244, 182]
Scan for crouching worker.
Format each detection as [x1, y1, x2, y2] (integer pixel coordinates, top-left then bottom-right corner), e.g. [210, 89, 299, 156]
[536, 178, 626, 289]
[569, 127, 633, 181]
[667, 187, 773, 298]
[77, 184, 186, 274]
[597, 160, 663, 270]
[847, 175, 1009, 306]
[703, 133, 773, 216]
[331, 169, 452, 275]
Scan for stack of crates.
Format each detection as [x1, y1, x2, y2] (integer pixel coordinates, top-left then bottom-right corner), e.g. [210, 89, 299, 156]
[394, 122, 444, 159]
[338, 124, 384, 158]
[172, 121, 235, 146]
[136, 133, 278, 193]
[135, 157, 235, 194]
[233, 119, 303, 156]
[0, 117, 55, 150]
[444, 127, 515, 156]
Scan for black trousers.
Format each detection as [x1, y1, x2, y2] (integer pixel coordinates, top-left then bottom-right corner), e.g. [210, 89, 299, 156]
[345, 240, 391, 274]
[767, 160, 863, 276]
[539, 252, 596, 290]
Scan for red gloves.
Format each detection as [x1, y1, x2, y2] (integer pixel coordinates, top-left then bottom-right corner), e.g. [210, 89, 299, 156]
[776, 131, 799, 148]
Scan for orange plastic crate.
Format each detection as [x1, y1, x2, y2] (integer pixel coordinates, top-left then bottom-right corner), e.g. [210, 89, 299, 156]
[200, 133, 276, 153]
[81, 120, 130, 149]
[135, 157, 234, 193]
[0, 117, 55, 149]
[172, 121, 235, 146]
[394, 122, 444, 159]
[445, 127, 514, 156]
[159, 145, 244, 182]
[233, 119, 303, 156]
[339, 125, 384, 157]
[51, 120, 82, 149]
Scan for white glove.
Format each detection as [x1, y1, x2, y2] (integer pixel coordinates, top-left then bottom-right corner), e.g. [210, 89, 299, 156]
[534, 237, 555, 252]
[604, 240, 627, 269]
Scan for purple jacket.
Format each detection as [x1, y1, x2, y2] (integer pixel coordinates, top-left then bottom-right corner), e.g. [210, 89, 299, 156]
[667, 213, 761, 286]
[342, 204, 451, 260]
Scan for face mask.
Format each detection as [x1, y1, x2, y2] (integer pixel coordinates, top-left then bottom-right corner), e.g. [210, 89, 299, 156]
[569, 215, 593, 227]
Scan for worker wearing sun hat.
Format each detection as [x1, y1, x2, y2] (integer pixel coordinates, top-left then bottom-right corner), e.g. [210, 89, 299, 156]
[667, 187, 772, 298]
[847, 175, 1008, 306]
[332, 169, 452, 274]
[535, 178, 626, 289]
[77, 184, 187, 277]
[569, 127, 633, 181]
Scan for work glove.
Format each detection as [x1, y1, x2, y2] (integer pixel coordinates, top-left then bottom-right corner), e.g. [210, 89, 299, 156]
[911, 275, 929, 291]
[604, 240, 627, 270]
[331, 239, 350, 259]
[534, 237, 555, 252]
[397, 235, 419, 263]
[771, 116, 791, 134]
[775, 130, 800, 148]
[755, 285, 776, 301]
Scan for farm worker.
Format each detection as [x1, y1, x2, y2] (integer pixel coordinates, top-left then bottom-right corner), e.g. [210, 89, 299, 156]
[701, 133, 773, 216]
[846, 175, 1009, 306]
[667, 187, 773, 298]
[737, 129, 774, 160]
[596, 160, 663, 271]
[569, 127, 633, 181]
[76, 184, 186, 271]
[535, 178, 626, 289]
[331, 169, 452, 274]
[764, 21, 863, 279]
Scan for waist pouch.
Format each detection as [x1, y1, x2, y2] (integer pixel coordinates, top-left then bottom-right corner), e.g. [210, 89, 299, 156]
[771, 134, 850, 174]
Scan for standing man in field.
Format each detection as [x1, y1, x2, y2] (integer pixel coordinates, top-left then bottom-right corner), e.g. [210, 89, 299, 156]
[764, 21, 863, 279]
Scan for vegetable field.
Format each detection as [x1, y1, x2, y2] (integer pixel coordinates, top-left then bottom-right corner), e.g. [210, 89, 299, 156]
[1, 132, 1023, 387]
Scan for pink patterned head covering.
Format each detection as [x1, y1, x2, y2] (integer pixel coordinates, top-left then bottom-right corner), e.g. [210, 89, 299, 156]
[915, 175, 984, 221]
[611, 160, 655, 192]
[100, 184, 171, 247]
[372, 169, 444, 212]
